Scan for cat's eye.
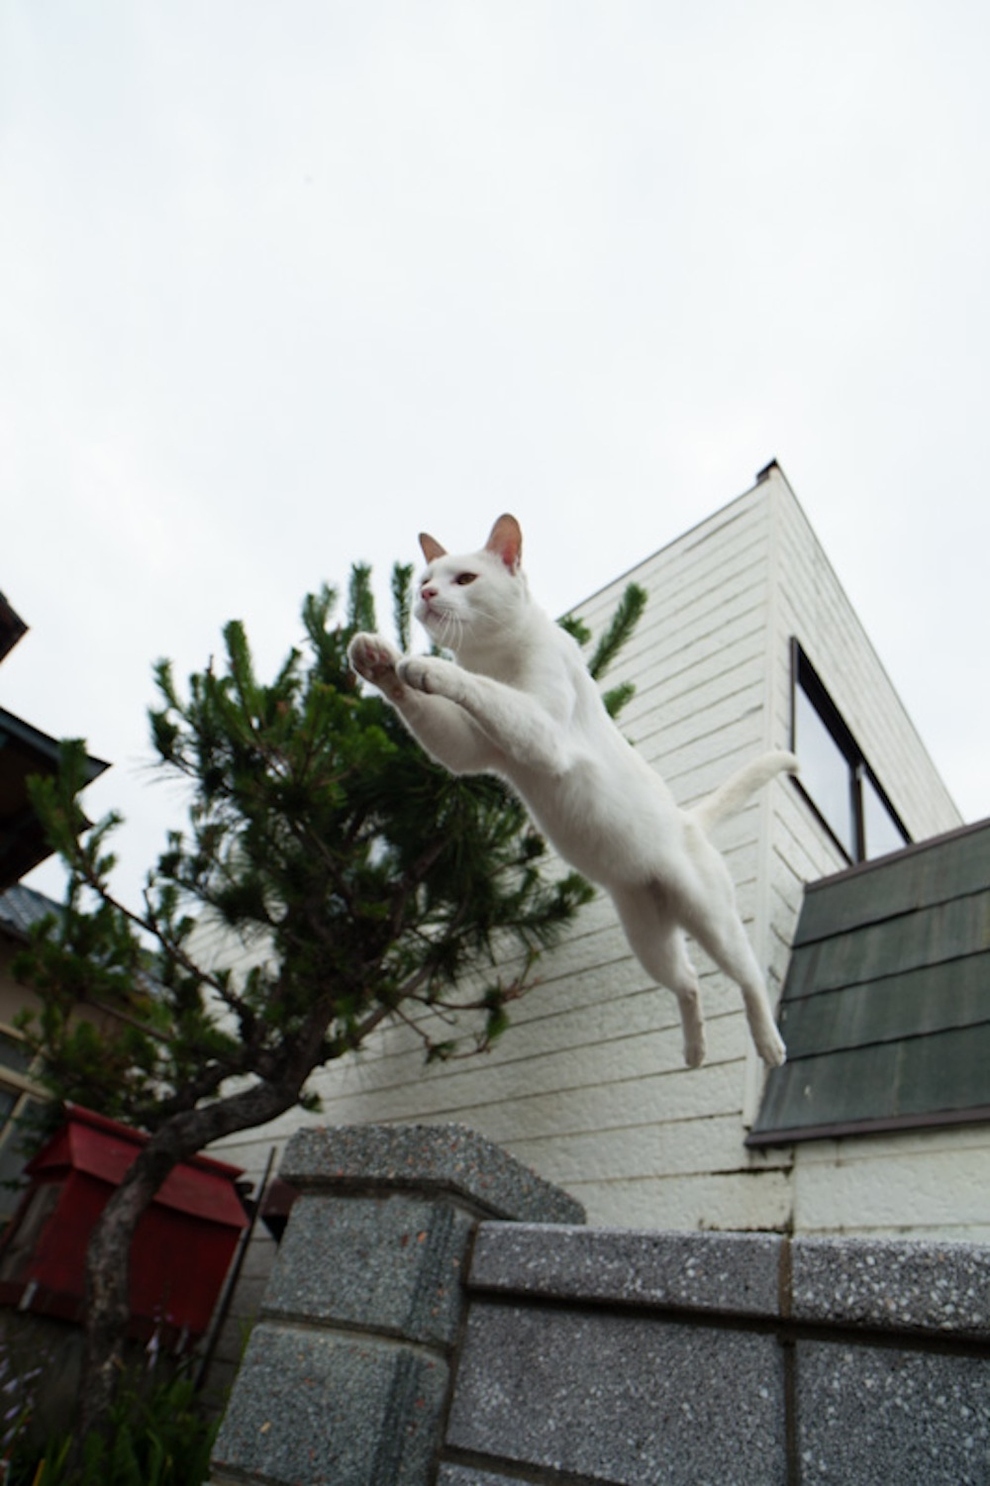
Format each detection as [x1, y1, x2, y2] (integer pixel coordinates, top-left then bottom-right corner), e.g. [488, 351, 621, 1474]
[454, 572, 477, 586]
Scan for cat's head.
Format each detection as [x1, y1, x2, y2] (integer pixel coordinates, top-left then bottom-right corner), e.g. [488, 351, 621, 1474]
[414, 514, 528, 658]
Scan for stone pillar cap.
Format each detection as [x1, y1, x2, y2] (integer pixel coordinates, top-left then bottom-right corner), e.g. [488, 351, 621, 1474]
[280, 1122, 586, 1225]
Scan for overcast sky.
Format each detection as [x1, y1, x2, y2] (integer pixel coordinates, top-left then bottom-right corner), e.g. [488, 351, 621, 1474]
[3, 1, 988, 912]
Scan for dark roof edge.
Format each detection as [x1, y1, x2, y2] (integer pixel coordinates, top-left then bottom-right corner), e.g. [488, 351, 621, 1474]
[565, 462, 792, 616]
[0, 707, 109, 782]
[747, 1102, 990, 1149]
[0, 593, 28, 664]
[804, 815, 990, 895]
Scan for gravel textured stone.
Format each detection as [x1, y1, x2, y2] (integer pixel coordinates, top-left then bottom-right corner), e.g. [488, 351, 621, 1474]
[796, 1339, 990, 1484]
[280, 1123, 586, 1223]
[211, 1127, 990, 1486]
[469, 1222, 784, 1318]
[791, 1236, 990, 1337]
[446, 1299, 787, 1485]
[437, 1469, 520, 1486]
[212, 1321, 448, 1486]
[263, 1191, 475, 1346]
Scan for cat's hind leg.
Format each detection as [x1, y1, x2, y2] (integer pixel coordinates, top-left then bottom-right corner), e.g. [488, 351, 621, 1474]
[609, 883, 707, 1068]
[671, 830, 786, 1068]
[693, 913, 786, 1068]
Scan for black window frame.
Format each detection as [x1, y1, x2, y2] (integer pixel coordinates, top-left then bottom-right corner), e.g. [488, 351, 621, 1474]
[790, 639, 910, 865]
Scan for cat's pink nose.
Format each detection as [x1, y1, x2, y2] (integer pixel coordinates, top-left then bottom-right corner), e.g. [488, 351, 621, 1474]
[421, 584, 438, 601]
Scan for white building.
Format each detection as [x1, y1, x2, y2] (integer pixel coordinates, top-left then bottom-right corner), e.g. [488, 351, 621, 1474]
[211, 463, 986, 1253]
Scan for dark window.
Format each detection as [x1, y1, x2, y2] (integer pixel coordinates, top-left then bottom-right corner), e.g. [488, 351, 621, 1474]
[792, 642, 909, 863]
[860, 772, 909, 859]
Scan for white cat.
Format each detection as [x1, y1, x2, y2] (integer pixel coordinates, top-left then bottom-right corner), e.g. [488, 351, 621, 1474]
[348, 514, 796, 1068]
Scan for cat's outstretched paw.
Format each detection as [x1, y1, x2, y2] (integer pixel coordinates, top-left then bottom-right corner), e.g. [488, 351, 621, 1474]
[396, 655, 453, 696]
[348, 633, 403, 699]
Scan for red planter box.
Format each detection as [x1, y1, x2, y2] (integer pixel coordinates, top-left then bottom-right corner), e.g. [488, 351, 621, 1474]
[0, 1104, 248, 1349]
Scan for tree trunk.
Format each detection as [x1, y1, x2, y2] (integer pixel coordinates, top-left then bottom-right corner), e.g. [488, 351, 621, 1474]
[77, 1139, 181, 1445]
[74, 1056, 327, 1450]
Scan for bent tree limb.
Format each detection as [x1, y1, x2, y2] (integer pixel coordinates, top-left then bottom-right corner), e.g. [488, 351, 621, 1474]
[78, 1019, 331, 1448]
[18, 575, 639, 1451]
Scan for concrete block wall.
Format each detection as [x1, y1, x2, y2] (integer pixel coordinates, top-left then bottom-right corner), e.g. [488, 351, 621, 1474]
[210, 1124, 990, 1486]
[209, 1123, 584, 1486]
[447, 1225, 990, 1485]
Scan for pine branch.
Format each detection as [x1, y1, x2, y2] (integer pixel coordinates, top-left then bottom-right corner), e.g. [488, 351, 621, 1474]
[588, 582, 647, 680]
[348, 563, 377, 635]
[391, 562, 414, 651]
[558, 613, 591, 647]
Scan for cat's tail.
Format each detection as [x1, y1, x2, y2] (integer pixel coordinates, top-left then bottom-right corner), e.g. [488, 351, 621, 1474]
[690, 749, 799, 833]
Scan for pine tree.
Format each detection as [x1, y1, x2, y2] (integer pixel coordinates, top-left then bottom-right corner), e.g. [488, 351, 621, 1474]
[15, 564, 644, 1447]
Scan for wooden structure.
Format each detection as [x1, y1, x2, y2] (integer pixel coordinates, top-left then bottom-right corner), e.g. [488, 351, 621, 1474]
[0, 1104, 247, 1348]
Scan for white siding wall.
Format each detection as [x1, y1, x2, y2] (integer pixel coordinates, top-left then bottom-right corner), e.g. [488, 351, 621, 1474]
[791, 1126, 990, 1242]
[766, 469, 959, 847]
[756, 468, 979, 1244]
[209, 469, 972, 1250]
[213, 482, 793, 1233]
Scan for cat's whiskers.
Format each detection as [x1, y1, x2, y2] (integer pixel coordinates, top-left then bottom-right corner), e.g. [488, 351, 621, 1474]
[434, 608, 464, 655]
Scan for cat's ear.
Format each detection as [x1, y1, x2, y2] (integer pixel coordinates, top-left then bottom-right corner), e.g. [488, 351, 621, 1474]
[485, 514, 523, 573]
[419, 533, 447, 563]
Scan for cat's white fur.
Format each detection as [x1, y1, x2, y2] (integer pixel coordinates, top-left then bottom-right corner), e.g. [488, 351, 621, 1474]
[348, 514, 796, 1068]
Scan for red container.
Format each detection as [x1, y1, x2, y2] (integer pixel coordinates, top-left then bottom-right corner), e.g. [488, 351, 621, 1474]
[0, 1105, 248, 1349]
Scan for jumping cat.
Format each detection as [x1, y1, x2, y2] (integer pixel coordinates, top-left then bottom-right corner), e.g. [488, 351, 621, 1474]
[348, 514, 796, 1068]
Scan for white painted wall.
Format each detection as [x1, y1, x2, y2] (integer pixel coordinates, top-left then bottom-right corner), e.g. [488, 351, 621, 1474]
[208, 467, 973, 1248]
[791, 1125, 990, 1242]
[754, 468, 981, 1244]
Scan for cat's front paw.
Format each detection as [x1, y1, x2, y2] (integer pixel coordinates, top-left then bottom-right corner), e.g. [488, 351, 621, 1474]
[396, 655, 454, 696]
[348, 633, 403, 698]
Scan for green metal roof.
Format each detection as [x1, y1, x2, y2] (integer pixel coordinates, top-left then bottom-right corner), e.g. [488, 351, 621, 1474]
[749, 818, 990, 1145]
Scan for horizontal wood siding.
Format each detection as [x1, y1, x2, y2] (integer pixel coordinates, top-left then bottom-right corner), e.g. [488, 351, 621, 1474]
[210, 469, 975, 1247]
[770, 476, 961, 846]
[758, 470, 982, 1239]
[792, 1123, 990, 1240]
[212, 485, 791, 1233]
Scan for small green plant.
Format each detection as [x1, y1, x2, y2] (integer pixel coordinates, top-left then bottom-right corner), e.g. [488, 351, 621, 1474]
[0, 1333, 49, 1484]
[8, 1369, 216, 1486]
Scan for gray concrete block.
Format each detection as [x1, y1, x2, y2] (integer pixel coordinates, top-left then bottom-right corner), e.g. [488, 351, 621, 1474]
[211, 1320, 447, 1486]
[792, 1236, 990, 1337]
[280, 1123, 586, 1223]
[469, 1222, 783, 1318]
[446, 1300, 787, 1485]
[263, 1191, 475, 1346]
[437, 1468, 519, 1485]
[796, 1339, 990, 1485]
